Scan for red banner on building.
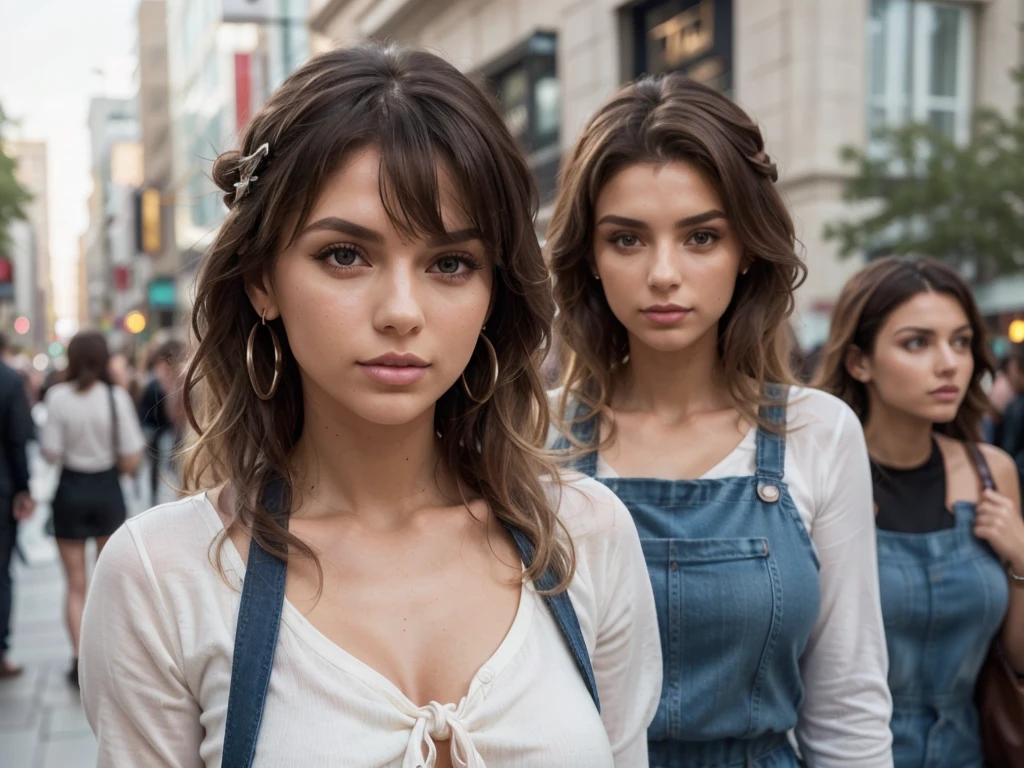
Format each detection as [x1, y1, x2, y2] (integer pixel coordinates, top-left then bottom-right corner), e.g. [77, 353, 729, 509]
[235, 53, 252, 132]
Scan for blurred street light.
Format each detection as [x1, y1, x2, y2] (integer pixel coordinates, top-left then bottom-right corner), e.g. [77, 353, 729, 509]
[124, 311, 147, 334]
[1009, 319, 1024, 344]
[32, 354, 48, 371]
[13, 316, 30, 335]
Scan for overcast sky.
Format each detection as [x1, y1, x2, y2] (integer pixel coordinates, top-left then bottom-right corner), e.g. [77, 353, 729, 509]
[0, 0, 141, 322]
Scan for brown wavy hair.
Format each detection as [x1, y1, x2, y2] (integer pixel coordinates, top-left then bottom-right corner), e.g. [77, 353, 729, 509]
[182, 42, 572, 593]
[548, 74, 805, 444]
[813, 256, 993, 442]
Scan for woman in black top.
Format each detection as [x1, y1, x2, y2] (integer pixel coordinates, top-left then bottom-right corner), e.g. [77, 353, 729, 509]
[815, 257, 1024, 767]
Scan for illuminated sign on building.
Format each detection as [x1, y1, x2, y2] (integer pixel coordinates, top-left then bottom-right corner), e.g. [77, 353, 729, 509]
[633, 0, 733, 93]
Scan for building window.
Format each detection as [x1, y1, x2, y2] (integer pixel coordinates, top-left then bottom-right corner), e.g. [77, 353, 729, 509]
[482, 32, 561, 204]
[867, 0, 974, 148]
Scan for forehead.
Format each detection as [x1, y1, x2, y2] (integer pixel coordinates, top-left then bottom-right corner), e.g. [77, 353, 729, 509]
[304, 145, 475, 236]
[595, 161, 722, 215]
[883, 290, 970, 331]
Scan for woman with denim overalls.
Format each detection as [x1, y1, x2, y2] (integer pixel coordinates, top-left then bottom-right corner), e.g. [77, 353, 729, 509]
[546, 74, 894, 767]
[815, 257, 1024, 767]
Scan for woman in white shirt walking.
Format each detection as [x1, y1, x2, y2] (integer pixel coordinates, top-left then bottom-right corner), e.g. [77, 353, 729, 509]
[78, 42, 661, 768]
[548, 74, 893, 766]
[40, 330, 145, 686]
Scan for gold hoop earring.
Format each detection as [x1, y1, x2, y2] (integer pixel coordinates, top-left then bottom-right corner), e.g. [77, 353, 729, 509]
[247, 309, 282, 401]
[461, 331, 499, 404]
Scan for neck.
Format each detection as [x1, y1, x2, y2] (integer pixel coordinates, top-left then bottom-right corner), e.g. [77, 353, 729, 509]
[289, 388, 453, 526]
[863, 396, 934, 468]
[617, 325, 733, 417]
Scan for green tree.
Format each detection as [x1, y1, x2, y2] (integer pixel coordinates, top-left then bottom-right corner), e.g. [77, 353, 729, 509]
[0, 103, 32, 257]
[825, 69, 1024, 281]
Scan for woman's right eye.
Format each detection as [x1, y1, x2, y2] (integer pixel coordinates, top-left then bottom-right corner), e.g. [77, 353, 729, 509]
[903, 337, 925, 351]
[314, 244, 366, 268]
[612, 233, 641, 249]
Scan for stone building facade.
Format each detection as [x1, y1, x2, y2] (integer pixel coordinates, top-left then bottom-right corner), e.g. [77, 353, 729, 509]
[309, 0, 1024, 345]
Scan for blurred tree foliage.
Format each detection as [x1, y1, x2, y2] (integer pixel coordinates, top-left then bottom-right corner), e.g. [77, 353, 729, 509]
[0, 103, 32, 257]
[825, 69, 1024, 281]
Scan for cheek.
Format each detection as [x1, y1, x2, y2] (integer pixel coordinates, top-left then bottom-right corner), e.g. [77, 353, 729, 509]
[693, 257, 740, 311]
[870, 352, 928, 399]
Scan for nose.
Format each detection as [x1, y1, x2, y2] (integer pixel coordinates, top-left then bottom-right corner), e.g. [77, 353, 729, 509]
[935, 341, 960, 374]
[647, 239, 681, 293]
[373, 264, 425, 335]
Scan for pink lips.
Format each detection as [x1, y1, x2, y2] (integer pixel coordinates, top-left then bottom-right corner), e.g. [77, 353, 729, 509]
[929, 386, 961, 403]
[357, 353, 430, 386]
[642, 304, 692, 326]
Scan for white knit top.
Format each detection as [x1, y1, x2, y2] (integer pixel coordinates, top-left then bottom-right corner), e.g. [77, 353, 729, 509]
[79, 476, 662, 767]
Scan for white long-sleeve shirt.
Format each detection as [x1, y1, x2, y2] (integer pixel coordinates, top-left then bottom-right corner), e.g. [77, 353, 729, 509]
[79, 475, 662, 767]
[588, 387, 893, 767]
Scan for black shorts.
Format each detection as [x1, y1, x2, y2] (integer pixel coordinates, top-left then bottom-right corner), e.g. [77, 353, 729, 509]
[52, 467, 126, 540]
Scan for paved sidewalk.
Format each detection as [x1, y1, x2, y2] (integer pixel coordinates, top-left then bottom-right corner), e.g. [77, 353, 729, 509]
[0, 445, 178, 768]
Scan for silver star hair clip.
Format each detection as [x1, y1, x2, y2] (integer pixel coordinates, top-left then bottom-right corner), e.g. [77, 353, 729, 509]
[233, 143, 270, 202]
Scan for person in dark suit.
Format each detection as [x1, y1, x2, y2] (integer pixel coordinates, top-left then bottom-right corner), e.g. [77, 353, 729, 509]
[0, 334, 36, 678]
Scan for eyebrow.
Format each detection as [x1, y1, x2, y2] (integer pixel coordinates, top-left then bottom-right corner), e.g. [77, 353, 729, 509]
[298, 217, 483, 248]
[894, 324, 973, 335]
[595, 210, 727, 230]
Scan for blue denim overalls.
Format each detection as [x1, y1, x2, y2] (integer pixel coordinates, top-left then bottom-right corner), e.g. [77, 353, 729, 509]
[877, 446, 1008, 767]
[555, 387, 821, 768]
[220, 477, 600, 768]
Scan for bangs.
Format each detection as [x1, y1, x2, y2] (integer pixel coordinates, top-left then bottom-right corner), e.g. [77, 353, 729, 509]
[376, 109, 490, 253]
[281, 91, 503, 262]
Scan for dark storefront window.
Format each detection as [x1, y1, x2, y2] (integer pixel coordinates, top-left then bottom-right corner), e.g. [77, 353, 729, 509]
[632, 0, 733, 93]
[483, 32, 561, 204]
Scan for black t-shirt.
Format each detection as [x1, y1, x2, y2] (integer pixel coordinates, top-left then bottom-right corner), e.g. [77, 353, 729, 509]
[873, 440, 955, 534]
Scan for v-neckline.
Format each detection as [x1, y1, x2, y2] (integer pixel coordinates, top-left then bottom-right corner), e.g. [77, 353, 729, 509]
[200, 494, 536, 715]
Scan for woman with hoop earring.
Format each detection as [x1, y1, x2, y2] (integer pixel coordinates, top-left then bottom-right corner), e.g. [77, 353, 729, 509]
[77, 42, 661, 768]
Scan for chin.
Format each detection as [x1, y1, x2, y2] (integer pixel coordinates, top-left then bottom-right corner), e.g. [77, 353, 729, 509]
[916, 402, 963, 426]
[630, 326, 709, 354]
[341, 390, 442, 427]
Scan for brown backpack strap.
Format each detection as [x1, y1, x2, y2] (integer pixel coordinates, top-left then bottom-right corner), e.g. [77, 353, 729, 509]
[965, 442, 997, 493]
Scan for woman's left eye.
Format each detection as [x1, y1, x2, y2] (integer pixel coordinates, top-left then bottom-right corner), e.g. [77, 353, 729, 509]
[689, 230, 718, 247]
[428, 254, 480, 277]
[434, 256, 463, 274]
[953, 336, 973, 350]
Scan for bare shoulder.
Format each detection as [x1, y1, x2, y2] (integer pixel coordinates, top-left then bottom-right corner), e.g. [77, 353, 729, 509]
[542, 471, 636, 544]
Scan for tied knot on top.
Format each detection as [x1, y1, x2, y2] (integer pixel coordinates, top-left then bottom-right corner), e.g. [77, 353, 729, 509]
[405, 700, 483, 768]
[423, 701, 454, 741]
[749, 149, 779, 183]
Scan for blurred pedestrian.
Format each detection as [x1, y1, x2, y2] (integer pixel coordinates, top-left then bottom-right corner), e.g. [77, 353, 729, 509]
[995, 344, 1024, 477]
[815, 256, 1023, 768]
[39, 331, 144, 687]
[0, 333, 35, 679]
[78, 42, 660, 767]
[547, 74, 892, 766]
[137, 339, 185, 504]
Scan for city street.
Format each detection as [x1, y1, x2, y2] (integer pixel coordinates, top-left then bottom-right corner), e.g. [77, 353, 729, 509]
[0, 445, 176, 768]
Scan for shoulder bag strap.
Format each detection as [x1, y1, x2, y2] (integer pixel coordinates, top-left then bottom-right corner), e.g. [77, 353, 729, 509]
[107, 384, 120, 470]
[505, 524, 600, 712]
[222, 479, 288, 768]
[965, 442, 998, 492]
